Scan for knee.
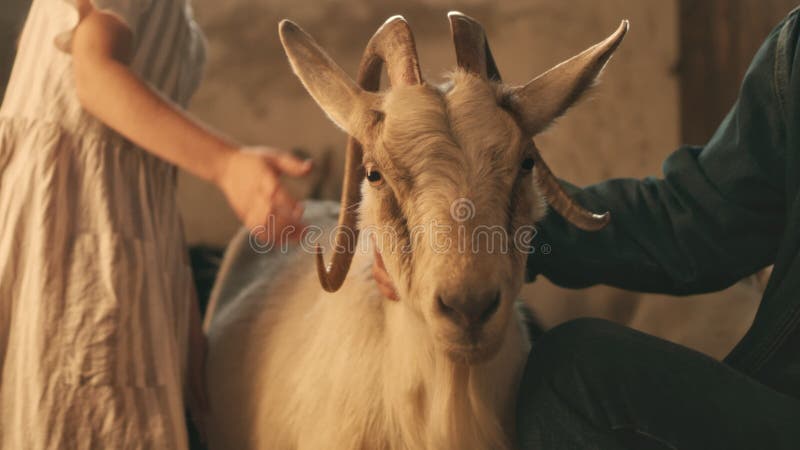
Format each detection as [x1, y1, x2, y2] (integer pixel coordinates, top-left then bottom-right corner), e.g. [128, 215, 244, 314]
[533, 318, 626, 369]
[540, 317, 623, 347]
[518, 318, 629, 400]
[516, 318, 628, 442]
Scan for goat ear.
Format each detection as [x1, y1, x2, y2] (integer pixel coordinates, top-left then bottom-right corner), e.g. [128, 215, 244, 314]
[504, 20, 628, 135]
[279, 20, 381, 139]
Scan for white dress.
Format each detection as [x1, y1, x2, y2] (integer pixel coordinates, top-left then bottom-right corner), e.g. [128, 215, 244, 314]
[0, 0, 206, 448]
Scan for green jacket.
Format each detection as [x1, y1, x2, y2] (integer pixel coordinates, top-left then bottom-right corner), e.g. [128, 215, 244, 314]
[527, 9, 800, 398]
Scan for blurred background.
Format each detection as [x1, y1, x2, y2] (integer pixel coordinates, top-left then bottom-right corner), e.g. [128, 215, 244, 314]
[1, 0, 796, 359]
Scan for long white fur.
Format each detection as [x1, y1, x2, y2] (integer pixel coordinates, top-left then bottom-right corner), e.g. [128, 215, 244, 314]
[206, 206, 531, 450]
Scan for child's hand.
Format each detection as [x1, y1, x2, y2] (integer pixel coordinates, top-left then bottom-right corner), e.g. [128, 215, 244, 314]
[216, 147, 312, 243]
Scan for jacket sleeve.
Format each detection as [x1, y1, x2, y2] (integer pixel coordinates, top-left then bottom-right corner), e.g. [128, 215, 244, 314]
[526, 11, 797, 295]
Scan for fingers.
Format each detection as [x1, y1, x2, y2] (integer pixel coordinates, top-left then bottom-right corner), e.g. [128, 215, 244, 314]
[252, 151, 309, 240]
[264, 151, 313, 177]
[372, 250, 399, 301]
[247, 183, 306, 244]
[269, 185, 306, 241]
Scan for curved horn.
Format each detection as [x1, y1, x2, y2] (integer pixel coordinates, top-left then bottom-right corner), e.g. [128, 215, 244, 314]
[315, 16, 422, 292]
[448, 12, 614, 231]
[531, 143, 610, 231]
[448, 11, 501, 81]
[363, 15, 423, 87]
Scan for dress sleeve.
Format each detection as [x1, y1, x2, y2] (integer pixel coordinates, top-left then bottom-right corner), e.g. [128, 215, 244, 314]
[525, 9, 798, 296]
[54, 0, 154, 53]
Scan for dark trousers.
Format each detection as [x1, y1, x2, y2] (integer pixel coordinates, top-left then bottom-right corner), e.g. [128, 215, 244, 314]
[516, 319, 800, 450]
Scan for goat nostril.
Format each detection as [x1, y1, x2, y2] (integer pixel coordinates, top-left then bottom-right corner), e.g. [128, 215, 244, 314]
[437, 291, 501, 326]
[478, 292, 501, 324]
[437, 295, 460, 320]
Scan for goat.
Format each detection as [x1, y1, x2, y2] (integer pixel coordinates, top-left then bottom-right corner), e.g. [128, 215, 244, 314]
[205, 12, 628, 450]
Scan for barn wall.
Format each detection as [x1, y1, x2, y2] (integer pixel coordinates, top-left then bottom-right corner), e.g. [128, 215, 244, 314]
[679, 0, 800, 143]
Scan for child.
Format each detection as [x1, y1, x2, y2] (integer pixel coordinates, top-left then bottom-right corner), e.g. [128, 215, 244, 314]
[0, 0, 310, 448]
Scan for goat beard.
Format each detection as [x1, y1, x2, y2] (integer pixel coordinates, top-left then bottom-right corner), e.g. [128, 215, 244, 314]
[439, 328, 506, 365]
[427, 353, 511, 449]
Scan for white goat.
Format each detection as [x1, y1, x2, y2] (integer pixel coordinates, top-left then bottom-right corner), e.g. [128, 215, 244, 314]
[205, 12, 628, 450]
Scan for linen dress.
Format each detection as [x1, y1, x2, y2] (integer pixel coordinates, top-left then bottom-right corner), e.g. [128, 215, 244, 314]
[0, 0, 206, 448]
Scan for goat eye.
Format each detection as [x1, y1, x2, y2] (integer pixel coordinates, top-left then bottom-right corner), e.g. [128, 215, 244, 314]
[366, 169, 384, 186]
[521, 157, 535, 172]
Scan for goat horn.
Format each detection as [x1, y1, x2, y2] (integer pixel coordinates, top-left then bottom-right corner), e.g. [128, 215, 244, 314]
[316, 16, 422, 292]
[448, 11, 501, 81]
[363, 15, 422, 87]
[531, 143, 610, 231]
[448, 11, 611, 232]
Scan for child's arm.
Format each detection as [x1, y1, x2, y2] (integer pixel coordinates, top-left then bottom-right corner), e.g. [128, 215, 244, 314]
[71, 2, 311, 236]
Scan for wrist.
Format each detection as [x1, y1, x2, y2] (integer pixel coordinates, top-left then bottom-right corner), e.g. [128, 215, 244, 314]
[206, 144, 239, 185]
